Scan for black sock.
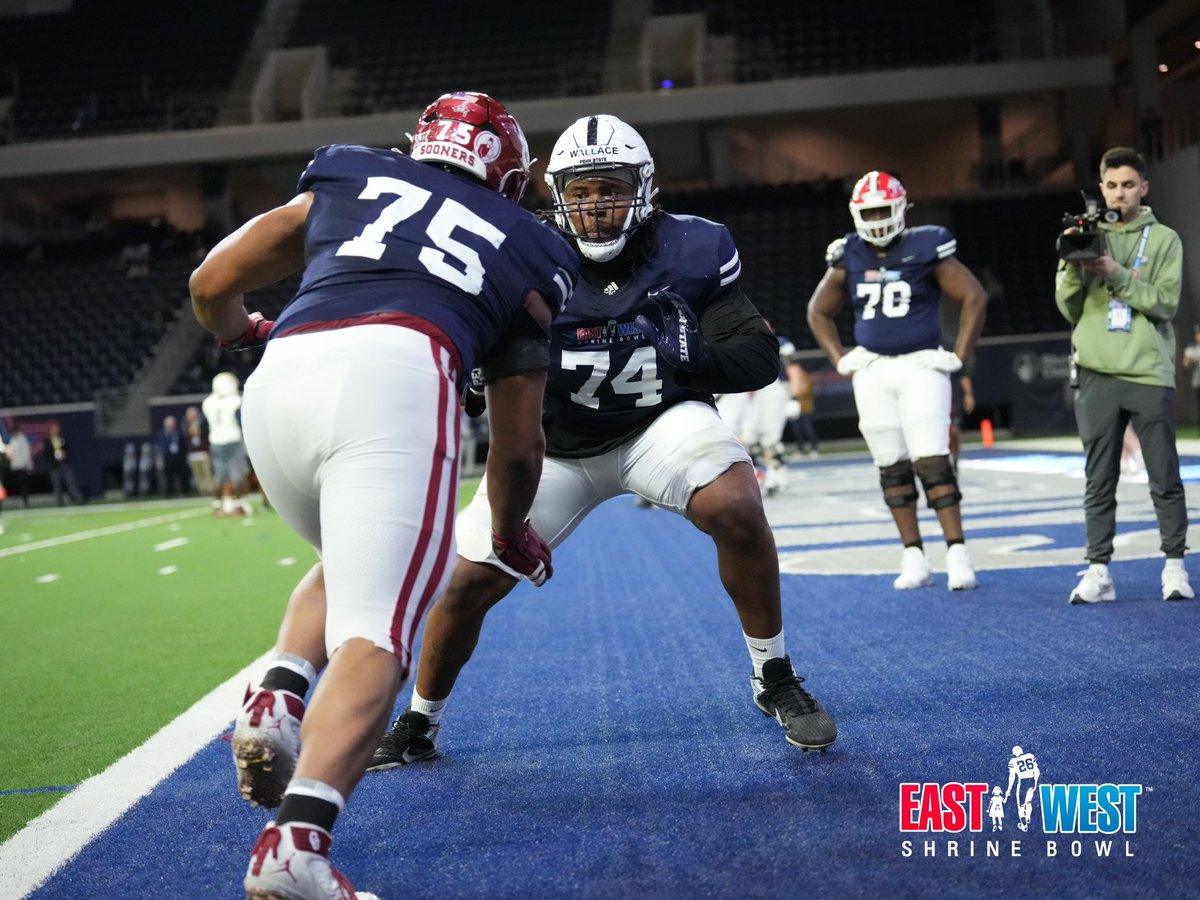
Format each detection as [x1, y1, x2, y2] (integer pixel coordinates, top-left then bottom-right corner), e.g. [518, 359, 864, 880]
[946, 537, 965, 547]
[261, 666, 310, 698]
[276, 794, 339, 832]
[904, 540, 924, 550]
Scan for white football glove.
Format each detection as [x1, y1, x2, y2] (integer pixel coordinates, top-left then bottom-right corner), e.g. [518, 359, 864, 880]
[910, 348, 963, 373]
[785, 399, 801, 419]
[835, 345, 879, 376]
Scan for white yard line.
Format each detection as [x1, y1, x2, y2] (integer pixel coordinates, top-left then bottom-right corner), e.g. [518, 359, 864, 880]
[0, 508, 211, 559]
[0, 651, 273, 899]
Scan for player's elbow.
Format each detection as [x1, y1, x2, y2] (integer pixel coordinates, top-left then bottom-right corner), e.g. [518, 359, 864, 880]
[188, 264, 221, 309]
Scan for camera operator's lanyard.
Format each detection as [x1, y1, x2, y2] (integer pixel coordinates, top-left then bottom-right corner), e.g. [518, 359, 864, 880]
[1107, 224, 1152, 333]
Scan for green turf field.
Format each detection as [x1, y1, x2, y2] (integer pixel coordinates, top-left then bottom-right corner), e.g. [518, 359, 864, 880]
[0, 480, 480, 842]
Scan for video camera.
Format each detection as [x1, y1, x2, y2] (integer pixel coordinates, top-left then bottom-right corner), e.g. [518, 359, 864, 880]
[1056, 191, 1120, 262]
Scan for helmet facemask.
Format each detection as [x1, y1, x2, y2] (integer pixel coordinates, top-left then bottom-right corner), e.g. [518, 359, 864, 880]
[850, 198, 907, 246]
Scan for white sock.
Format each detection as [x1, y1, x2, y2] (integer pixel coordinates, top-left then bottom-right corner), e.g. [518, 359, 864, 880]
[411, 688, 449, 726]
[744, 630, 787, 681]
[1088, 562, 1109, 577]
[1164, 558, 1185, 573]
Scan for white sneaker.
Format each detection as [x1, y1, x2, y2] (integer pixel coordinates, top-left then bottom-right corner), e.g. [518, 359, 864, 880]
[893, 546, 933, 590]
[245, 822, 379, 900]
[1069, 565, 1115, 604]
[1162, 564, 1194, 601]
[945, 543, 977, 591]
[232, 687, 305, 808]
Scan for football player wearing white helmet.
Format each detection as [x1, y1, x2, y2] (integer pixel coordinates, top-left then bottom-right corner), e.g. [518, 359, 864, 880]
[190, 90, 576, 900]
[370, 114, 838, 767]
[1005, 745, 1040, 831]
[808, 171, 988, 592]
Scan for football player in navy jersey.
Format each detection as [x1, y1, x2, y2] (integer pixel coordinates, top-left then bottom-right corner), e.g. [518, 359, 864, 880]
[370, 114, 837, 771]
[807, 171, 988, 592]
[190, 91, 576, 900]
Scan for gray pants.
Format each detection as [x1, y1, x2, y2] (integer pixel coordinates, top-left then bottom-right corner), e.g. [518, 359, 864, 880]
[1074, 368, 1188, 562]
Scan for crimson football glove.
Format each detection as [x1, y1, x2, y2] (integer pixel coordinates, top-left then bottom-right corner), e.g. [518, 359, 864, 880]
[633, 289, 708, 372]
[219, 312, 274, 351]
[492, 520, 553, 586]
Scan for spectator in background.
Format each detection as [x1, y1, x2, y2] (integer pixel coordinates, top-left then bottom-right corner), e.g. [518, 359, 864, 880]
[0, 418, 9, 535]
[183, 405, 212, 496]
[1055, 146, 1190, 604]
[157, 415, 191, 497]
[43, 420, 84, 505]
[789, 363, 820, 459]
[5, 421, 34, 509]
[201, 372, 253, 516]
[1181, 327, 1200, 426]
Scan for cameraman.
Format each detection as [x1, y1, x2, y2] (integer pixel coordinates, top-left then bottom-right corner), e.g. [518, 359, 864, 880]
[1055, 147, 1190, 604]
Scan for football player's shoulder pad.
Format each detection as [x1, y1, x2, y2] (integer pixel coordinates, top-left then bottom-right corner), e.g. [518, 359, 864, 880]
[824, 236, 847, 267]
[658, 213, 734, 277]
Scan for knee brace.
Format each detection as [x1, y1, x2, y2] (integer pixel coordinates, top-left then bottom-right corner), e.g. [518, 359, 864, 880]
[879, 460, 918, 508]
[915, 455, 962, 510]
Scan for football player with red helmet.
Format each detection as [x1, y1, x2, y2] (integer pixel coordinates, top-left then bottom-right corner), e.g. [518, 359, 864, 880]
[368, 114, 838, 771]
[808, 171, 988, 592]
[190, 90, 577, 900]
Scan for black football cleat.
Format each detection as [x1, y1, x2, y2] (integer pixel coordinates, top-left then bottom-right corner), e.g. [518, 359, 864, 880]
[366, 707, 440, 771]
[752, 656, 837, 752]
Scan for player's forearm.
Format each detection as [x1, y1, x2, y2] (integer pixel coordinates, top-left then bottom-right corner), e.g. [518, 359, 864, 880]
[953, 293, 987, 361]
[807, 311, 844, 364]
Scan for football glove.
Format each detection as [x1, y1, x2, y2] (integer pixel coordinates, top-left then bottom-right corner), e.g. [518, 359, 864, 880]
[219, 312, 273, 351]
[835, 345, 879, 376]
[462, 368, 486, 419]
[634, 289, 708, 372]
[910, 348, 963, 373]
[492, 520, 553, 586]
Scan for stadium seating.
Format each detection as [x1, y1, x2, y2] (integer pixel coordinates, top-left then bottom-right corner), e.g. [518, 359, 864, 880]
[0, 0, 264, 140]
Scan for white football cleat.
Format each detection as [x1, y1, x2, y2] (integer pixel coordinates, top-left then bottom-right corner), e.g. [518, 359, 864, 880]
[232, 687, 304, 808]
[945, 543, 977, 591]
[245, 822, 379, 900]
[893, 546, 933, 590]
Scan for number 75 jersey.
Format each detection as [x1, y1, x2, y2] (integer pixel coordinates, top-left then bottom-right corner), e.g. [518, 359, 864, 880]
[274, 144, 577, 378]
[830, 225, 957, 356]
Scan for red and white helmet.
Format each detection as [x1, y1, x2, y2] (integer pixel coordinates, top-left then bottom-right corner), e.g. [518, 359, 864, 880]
[409, 91, 532, 203]
[849, 170, 908, 246]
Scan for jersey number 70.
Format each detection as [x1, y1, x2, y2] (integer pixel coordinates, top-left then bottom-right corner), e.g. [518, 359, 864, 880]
[856, 281, 912, 319]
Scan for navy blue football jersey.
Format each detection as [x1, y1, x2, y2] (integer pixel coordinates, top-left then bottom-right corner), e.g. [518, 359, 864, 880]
[545, 214, 741, 457]
[273, 145, 577, 378]
[829, 225, 956, 355]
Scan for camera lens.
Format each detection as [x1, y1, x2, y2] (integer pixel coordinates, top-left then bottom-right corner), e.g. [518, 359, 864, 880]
[1102, 209, 1120, 224]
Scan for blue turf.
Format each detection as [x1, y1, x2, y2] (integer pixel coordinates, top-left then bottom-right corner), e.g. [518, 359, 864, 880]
[31, 482, 1200, 899]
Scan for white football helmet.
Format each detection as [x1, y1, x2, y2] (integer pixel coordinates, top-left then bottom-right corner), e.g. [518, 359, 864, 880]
[545, 114, 657, 262]
[849, 170, 908, 246]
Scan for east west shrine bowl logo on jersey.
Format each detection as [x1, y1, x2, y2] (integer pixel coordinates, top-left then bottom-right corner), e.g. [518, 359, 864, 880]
[897, 745, 1143, 859]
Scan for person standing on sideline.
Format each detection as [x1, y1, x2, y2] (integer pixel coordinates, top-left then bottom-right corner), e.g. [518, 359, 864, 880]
[369, 114, 837, 773]
[190, 91, 576, 899]
[183, 405, 213, 496]
[157, 415, 191, 497]
[4, 422, 34, 509]
[807, 170, 988, 591]
[1055, 146, 1191, 603]
[1180, 326, 1200, 426]
[201, 372, 253, 516]
[42, 420, 84, 506]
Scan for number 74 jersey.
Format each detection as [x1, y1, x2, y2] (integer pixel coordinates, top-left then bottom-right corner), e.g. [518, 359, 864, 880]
[830, 224, 957, 356]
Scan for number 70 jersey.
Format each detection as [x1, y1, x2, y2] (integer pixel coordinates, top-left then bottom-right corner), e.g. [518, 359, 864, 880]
[830, 224, 957, 356]
[273, 144, 577, 378]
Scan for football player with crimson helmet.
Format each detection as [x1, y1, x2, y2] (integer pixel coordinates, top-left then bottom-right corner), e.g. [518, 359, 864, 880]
[369, 114, 838, 767]
[807, 170, 988, 592]
[191, 90, 576, 900]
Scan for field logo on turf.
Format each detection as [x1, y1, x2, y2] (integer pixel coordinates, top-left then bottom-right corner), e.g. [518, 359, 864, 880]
[897, 744, 1143, 859]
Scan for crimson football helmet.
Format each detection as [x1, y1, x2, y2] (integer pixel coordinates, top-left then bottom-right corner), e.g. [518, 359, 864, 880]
[409, 91, 532, 203]
[849, 170, 908, 246]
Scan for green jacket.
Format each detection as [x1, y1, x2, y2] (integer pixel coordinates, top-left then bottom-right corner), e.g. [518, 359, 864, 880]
[1054, 205, 1182, 387]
